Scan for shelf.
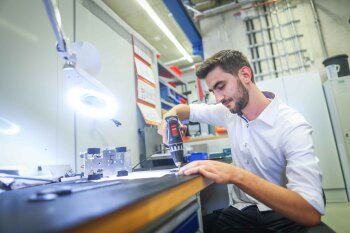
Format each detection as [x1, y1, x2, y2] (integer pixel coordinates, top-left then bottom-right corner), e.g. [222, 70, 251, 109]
[158, 62, 188, 111]
[158, 62, 185, 85]
[161, 99, 176, 108]
[161, 99, 176, 110]
[159, 79, 187, 100]
[159, 82, 188, 108]
[184, 135, 228, 143]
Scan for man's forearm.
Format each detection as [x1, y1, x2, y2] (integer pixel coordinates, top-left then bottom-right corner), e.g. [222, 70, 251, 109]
[234, 168, 321, 226]
[165, 104, 190, 121]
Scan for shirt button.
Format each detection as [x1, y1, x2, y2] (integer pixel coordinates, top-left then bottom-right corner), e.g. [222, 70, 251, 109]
[246, 124, 249, 128]
[244, 143, 248, 148]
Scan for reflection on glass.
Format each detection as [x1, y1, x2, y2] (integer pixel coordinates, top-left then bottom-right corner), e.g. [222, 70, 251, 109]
[0, 117, 20, 135]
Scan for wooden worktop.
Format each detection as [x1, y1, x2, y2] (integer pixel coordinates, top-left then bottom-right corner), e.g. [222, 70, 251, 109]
[0, 173, 212, 233]
[184, 135, 228, 143]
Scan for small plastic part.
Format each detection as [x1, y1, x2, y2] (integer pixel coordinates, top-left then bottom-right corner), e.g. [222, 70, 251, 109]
[223, 148, 232, 156]
[87, 173, 102, 180]
[188, 152, 208, 162]
[116, 147, 127, 153]
[87, 148, 101, 154]
[117, 170, 128, 177]
[209, 152, 224, 159]
[215, 126, 227, 134]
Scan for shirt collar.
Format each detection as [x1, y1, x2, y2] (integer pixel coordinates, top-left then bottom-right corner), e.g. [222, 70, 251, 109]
[256, 91, 278, 126]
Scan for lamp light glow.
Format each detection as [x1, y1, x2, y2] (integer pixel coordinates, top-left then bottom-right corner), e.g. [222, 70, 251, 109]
[0, 117, 20, 135]
[136, 0, 193, 63]
[44, 0, 119, 120]
[67, 88, 117, 119]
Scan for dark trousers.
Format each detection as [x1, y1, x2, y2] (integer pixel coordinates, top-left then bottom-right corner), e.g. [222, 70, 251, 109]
[203, 206, 335, 233]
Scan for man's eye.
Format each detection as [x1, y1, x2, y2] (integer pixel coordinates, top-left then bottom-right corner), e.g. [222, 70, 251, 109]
[217, 84, 225, 90]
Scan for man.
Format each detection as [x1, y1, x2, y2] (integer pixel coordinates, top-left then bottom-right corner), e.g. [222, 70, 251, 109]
[158, 50, 325, 232]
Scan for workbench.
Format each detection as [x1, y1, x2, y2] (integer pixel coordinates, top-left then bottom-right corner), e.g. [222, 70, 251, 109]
[0, 173, 212, 233]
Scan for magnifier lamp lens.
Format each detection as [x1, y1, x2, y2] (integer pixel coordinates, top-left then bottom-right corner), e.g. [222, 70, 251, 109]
[67, 89, 117, 119]
[80, 95, 106, 109]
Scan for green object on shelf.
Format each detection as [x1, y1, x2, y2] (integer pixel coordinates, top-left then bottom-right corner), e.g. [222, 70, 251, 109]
[223, 148, 231, 156]
[209, 152, 224, 159]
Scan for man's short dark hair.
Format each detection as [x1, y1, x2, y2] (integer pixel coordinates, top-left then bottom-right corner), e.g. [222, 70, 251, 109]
[196, 50, 255, 83]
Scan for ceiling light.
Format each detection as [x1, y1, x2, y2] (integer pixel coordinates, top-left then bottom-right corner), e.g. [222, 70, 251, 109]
[136, 0, 193, 63]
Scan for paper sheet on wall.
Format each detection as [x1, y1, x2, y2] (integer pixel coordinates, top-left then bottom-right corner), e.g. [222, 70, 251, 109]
[137, 78, 157, 106]
[135, 57, 155, 84]
[134, 45, 152, 65]
[137, 102, 161, 126]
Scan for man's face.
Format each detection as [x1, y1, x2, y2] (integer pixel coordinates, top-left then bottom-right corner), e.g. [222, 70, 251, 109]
[206, 66, 249, 114]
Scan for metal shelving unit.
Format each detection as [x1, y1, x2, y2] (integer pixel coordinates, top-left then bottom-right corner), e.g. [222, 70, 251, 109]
[157, 62, 188, 111]
[243, 0, 307, 81]
[158, 62, 186, 85]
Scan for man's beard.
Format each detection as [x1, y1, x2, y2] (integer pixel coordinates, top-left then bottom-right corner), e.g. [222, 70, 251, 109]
[224, 80, 249, 115]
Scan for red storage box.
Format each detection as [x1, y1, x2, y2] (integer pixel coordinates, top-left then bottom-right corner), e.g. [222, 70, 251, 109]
[169, 65, 182, 77]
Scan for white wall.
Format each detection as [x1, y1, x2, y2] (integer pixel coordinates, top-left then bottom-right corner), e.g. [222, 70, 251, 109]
[198, 0, 350, 81]
[0, 0, 75, 171]
[293, 0, 350, 80]
[74, 1, 140, 171]
[0, 0, 153, 173]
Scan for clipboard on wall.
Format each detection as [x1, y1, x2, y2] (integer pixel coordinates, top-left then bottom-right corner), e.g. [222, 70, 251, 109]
[132, 37, 161, 126]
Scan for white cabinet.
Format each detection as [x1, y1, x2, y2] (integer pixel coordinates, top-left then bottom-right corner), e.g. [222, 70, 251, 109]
[257, 72, 347, 202]
[324, 76, 350, 201]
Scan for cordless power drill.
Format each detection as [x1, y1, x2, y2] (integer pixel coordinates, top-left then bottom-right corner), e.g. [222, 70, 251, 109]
[165, 116, 184, 169]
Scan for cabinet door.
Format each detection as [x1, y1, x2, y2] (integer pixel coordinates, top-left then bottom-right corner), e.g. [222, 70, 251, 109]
[331, 78, 350, 172]
[283, 73, 345, 193]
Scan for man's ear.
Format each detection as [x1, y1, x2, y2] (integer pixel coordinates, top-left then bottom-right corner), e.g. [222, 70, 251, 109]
[239, 66, 253, 84]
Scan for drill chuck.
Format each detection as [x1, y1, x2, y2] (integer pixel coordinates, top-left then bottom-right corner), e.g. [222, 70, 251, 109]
[165, 116, 184, 168]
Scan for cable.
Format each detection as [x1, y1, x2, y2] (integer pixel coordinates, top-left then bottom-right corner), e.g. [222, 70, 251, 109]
[132, 148, 169, 171]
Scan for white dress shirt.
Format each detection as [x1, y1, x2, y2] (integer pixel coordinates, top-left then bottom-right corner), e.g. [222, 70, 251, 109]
[189, 92, 324, 214]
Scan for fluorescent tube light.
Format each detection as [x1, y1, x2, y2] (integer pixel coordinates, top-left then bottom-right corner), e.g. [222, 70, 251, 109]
[136, 0, 194, 63]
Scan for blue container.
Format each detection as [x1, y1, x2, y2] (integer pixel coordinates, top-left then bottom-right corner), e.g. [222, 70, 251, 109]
[160, 83, 177, 102]
[188, 152, 208, 162]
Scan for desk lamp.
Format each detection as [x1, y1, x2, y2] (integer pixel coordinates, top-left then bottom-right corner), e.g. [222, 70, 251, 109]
[43, 0, 118, 120]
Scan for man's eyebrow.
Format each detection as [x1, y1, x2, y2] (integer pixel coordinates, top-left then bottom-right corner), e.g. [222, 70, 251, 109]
[209, 81, 224, 92]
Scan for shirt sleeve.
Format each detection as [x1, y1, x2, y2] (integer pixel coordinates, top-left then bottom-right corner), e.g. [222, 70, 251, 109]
[282, 116, 325, 215]
[189, 103, 230, 127]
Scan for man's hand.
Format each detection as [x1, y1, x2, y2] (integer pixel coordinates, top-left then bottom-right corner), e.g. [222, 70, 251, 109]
[157, 109, 176, 145]
[180, 160, 242, 184]
[157, 118, 168, 145]
[157, 115, 187, 145]
[180, 160, 321, 226]
[157, 104, 191, 144]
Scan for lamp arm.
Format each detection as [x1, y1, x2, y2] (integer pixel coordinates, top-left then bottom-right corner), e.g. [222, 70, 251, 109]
[43, 0, 73, 62]
[63, 63, 115, 97]
[43, 0, 120, 121]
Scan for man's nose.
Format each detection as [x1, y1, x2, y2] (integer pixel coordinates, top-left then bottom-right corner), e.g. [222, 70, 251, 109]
[215, 93, 224, 103]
